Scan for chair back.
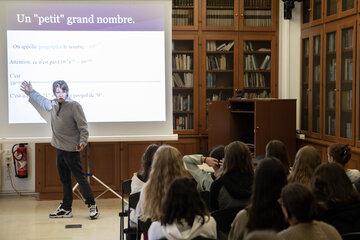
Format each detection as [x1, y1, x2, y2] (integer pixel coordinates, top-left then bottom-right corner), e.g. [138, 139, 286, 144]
[342, 232, 360, 240]
[129, 192, 141, 210]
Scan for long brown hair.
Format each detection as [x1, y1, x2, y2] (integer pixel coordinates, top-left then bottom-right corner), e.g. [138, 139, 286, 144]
[160, 177, 209, 226]
[327, 143, 351, 166]
[141, 145, 189, 221]
[311, 163, 359, 206]
[288, 145, 321, 188]
[221, 141, 254, 177]
[265, 139, 290, 174]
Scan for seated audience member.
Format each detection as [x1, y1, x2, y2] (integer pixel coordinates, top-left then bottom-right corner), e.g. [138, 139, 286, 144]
[136, 145, 189, 222]
[131, 144, 159, 194]
[148, 177, 217, 240]
[183, 145, 225, 191]
[210, 141, 254, 211]
[228, 158, 288, 240]
[244, 231, 279, 240]
[277, 183, 341, 240]
[287, 145, 321, 188]
[265, 139, 290, 175]
[312, 163, 360, 234]
[355, 178, 360, 192]
[327, 143, 360, 184]
[129, 144, 159, 224]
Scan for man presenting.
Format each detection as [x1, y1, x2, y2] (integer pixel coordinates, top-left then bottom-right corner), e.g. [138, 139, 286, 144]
[21, 80, 99, 219]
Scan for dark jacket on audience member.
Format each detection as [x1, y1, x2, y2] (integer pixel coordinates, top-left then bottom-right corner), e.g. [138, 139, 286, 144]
[209, 171, 253, 211]
[317, 201, 360, 234]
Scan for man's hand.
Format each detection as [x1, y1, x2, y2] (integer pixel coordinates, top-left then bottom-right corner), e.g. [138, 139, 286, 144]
[204, 157, 222, 170]
[76, 143, 86, 152]
[20, 81, 33, 96]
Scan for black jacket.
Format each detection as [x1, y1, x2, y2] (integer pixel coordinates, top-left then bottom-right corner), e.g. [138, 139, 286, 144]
[209, 171, 253, 211]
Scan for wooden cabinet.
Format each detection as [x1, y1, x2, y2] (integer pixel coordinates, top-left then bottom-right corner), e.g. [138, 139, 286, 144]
[208, 99, 296, 159]
[301, 26, 323, 139]
[301, 6, 360, 164]
[172, 34, 199, 134]
[201, 0, 277, 31]
[302, 0, 323, 27]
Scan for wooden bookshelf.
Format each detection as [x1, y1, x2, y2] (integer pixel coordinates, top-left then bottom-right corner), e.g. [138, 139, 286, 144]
[172, 35, 199, 134]
[301, 6, 360, 169]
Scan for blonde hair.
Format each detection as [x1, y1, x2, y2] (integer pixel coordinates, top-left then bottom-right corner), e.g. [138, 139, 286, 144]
[141, 145, 189, 221]
[288, 145, 321, 188]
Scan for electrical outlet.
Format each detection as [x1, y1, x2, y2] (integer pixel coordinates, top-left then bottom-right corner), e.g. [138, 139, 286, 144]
[4, 150, 12, 164]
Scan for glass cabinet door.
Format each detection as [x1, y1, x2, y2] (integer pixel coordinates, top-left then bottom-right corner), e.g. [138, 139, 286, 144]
[202, 37, 236, 132]
[301, 37, 310, 132]
[326, 0, 337, 17]
[302, 0, 310, 25]
[203, 0, 236, 30]
[172, 0, 198, 30]
[172, 38, 198, 133]
[312, 35, 321, 134]
[242, 40, 272, 98]
[325, 31, 336, 137]
[241, 0, 274, 30]
[313, 0, 322, 21]
[342, 0, 355, 11]
[340, 27, 354, 139]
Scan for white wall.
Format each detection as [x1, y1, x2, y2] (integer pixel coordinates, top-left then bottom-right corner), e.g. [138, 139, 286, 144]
[278, 2, 302, 129]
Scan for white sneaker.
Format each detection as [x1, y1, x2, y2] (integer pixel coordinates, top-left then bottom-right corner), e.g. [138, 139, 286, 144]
[49, 203, 73, 218]
[89, 204, 99, 220]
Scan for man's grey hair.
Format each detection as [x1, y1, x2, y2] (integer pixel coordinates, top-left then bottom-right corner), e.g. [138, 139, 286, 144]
[52, 80, 69, 95]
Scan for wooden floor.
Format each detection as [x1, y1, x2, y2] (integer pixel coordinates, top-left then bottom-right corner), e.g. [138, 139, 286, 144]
[0, 195, 122, 240]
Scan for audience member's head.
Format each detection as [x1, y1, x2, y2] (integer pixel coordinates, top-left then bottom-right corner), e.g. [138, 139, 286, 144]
[142, 145, 189, 220]
[138, 144, 159, 182]
[265, 139, 290, 174]
[327, 143, 351, 166]
[288, 145, 321, 188]
[209, 145, 225, 160]
[247, 157, 288, 232]
[280, 183, 315, 224]
[221, 141, 253, 177]
[160, 177, 209, 226]
[244, 231, 280, 240]
[311, 163, 359, 206]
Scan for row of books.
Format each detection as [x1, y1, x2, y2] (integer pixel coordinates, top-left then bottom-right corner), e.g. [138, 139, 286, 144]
[207, 41, 234, 52]
[314, 37, 320, 55]
[174, 115, 193, 130]
[244, 0, 272, 8]
[244, 41, 271, 52]
[244, 73, 267, 88]
[326, 115, 336, 136]
[206, 0, 233, 7]
[343, 122, 352, 139]
[172, 9, 193, 26]
[303, 39, 309, 57]
[173, 54, 192, 70]
[206, 10, 234, 27]
[327, 90, 335, 109]
[341, 90, 352, 111]
[244, 54, 271, 70]
[244, 10, 272, 27]
[314, 65, 320, 83]
[206, 93, 226, 102]
[243, 90, 270, 99]
[206, 73, 217, 87]
[327, 58, 336, 82]
[342, 28, 353, 50]
[173, 94, 192, 111]
[173, 0, 194, 7]
[206, 55, 229, 71]
[172, 73, 193, 88]
[343, 58, 353, 82]
[328, 33, 336, 52]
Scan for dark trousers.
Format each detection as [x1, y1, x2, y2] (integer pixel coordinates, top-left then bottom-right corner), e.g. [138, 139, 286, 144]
[56, 149, 95, 210]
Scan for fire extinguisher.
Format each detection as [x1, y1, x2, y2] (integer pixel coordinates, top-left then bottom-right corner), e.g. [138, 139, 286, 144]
[12, 143, 28, 178]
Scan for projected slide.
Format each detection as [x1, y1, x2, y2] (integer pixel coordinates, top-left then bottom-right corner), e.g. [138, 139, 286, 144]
[7, 3, 166, 123]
